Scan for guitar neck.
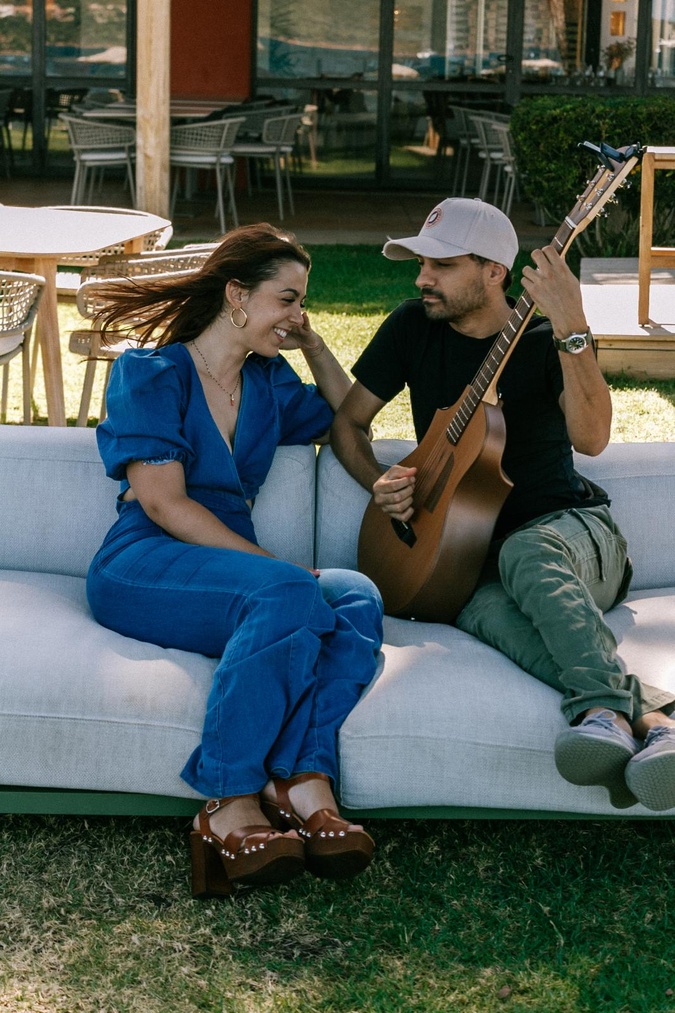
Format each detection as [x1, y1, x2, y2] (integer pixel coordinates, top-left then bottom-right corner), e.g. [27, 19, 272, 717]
[446, 218, 578, 446]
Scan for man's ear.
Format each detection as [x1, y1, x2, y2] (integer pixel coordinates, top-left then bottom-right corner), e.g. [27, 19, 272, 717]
[485, 261, 508, 288]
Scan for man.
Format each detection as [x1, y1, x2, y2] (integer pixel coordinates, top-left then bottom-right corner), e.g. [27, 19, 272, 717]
[331, 196, 675, 811]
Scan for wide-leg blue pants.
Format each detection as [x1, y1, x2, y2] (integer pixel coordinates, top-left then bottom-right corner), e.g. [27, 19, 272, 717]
[87, 519, 383, 798]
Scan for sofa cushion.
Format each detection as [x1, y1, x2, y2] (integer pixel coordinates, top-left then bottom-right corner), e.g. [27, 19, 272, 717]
[338, 590, 675, 816]
[315, 441, 675, 590]
[0, 570, 210, 797]
[0, 425, 317, 577]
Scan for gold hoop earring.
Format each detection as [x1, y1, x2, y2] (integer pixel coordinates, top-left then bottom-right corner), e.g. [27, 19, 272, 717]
[230, 306, 248, 329]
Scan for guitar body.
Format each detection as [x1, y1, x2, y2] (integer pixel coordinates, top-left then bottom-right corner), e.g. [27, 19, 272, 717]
[358, 391, 513, 624]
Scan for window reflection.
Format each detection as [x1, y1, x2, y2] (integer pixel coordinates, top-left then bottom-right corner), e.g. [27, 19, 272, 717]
[46, 0, 127, 78]
[522, 0, 637, 85]
[392, 0, 508, 81]
[257, 0, 380, 78]
[0, 0, 33, 74]
[651, 0, 675, 85]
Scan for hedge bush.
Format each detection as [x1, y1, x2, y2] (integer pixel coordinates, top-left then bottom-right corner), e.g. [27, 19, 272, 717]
[509, 95, 675, 257]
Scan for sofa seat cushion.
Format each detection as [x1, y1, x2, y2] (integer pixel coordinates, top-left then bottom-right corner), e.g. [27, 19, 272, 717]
[0, 569, 212, 798]
[338, 588, 675, 816]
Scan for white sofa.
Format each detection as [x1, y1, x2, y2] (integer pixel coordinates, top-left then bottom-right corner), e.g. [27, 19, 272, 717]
[1, 424, 674, 818]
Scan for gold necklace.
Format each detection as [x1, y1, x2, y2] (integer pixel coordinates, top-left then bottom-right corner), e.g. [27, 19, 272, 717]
[192, 340, 241, 406]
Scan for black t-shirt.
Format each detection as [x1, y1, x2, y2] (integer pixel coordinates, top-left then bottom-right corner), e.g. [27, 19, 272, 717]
[352, 298, 608, 539]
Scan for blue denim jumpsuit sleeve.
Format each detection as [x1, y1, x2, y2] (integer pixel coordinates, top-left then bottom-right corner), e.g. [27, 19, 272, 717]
[87, 343, 383, 798]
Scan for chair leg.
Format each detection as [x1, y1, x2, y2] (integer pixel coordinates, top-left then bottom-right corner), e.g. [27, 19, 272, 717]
[0, 363, 8, 423]
[21, 337, 32, 425]
[99, 360, 114, 423]
[71, 159, 81, 204]
[273, 152, 284, 220]
[126, 155, 136, 207]
[283, 154, 294, 216]
[223, 164, 239, 229]
[76, 354, 99, 427]
[30, 333, 40, 398]
[213, 163, 226, 233]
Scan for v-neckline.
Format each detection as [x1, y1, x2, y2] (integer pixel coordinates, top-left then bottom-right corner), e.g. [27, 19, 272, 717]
[179, 342, 244, 457]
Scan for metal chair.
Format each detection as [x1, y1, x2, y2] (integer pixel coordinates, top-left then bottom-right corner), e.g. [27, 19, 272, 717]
[488, 120, 518, 216]
[60, 114, 136, 206]
[71, 251, 213, 426]
[0, 89, 13, 177]
[0, 271, 45, 425]
[170, 117, 245, 234]
[468, 112, 509, 203]
[233, 113, 304, 220]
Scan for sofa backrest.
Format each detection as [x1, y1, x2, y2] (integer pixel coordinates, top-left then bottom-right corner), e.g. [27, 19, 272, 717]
[0, 425, 316, 578]
[315, 440, 675, 591]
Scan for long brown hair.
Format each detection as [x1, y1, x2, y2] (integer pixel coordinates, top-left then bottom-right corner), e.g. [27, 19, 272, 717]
[95, 223, 311, 347]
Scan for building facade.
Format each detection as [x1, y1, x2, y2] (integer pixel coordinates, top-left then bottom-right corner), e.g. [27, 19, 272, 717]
[1, 0, 673, 188]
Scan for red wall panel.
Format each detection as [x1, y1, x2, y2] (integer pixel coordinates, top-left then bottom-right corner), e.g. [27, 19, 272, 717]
[170, 0, 252, 100]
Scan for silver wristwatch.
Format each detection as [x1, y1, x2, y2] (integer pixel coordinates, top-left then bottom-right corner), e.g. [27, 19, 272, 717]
[553, 329, 592, 354]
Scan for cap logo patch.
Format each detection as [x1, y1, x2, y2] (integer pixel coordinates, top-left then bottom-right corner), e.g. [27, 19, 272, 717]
[424, 207, 443, 229]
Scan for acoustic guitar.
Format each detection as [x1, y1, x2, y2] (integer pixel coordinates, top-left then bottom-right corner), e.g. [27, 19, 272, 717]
[357, 141, 643, 624]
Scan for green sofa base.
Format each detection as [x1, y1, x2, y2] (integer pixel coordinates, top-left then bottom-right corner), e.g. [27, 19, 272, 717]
[2, 787, 673, 820]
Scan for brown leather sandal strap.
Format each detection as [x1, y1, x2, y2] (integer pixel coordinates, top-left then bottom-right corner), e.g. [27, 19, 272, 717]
[271, 772, 331, 814]
[222, 824, 281, 855]
[301, 807, 346, 837]
[197, 794, 260, 838]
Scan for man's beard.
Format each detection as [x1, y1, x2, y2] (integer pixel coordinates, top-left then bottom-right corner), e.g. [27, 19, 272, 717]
[420, 278, 489, 325]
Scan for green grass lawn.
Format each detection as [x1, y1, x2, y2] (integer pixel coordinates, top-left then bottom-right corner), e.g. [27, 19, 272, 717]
[2, 245, 675, 1013]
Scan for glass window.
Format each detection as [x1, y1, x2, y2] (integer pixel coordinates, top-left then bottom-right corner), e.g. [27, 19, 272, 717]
[522, 0, 637, 86]
[0, 0, 32, 75]
[257, 0, 380, 78]
[393, 0, 508, 82]
[651, 0, 675, 86]
[46, 0, 127, 79]
[257, 0, 380, 179]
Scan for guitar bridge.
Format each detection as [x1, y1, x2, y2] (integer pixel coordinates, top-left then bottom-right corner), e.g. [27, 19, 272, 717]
[391, 518, 416, 547]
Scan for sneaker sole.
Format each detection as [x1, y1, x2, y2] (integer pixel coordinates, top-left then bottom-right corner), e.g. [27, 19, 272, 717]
[625, 752, 675, 811]
[554, 731, 638, 809]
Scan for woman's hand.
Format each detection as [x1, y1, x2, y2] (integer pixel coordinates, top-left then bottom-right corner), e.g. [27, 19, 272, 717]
[278, 310, 325, 357]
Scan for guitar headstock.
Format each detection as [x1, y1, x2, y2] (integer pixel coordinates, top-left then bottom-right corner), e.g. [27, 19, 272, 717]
[566, 141, 643, 238]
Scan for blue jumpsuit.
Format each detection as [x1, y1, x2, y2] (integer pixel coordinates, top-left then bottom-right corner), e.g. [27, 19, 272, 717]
[87, 343, 383, 798]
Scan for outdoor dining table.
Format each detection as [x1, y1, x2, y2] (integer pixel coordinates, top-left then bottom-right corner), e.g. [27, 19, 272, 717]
[80, 99, 236, 122]
[0, 204, 171, 426]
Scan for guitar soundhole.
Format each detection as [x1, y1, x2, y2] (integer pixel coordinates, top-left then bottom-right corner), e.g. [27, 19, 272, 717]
[391, 518, 417, 547]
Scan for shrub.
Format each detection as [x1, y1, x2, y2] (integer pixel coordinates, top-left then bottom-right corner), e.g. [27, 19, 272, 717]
[509, 95, 675, 257]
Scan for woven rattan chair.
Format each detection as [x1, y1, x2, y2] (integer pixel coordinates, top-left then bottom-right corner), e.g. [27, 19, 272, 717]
[170, 117, 245, 233]
[61, 114, 136, 205]
[232, 112, 303, 220]
[71, 251, 214, 426]
[0, 271, 45, 425]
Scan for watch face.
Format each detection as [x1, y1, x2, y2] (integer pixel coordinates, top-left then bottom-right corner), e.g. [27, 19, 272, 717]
[567, 334, 588, 353]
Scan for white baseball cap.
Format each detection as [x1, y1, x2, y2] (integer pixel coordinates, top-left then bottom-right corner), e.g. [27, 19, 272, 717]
[382, 197, 519, 269]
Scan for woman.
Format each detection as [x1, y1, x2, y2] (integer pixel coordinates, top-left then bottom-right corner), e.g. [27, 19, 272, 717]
[87, 224, 384, 897]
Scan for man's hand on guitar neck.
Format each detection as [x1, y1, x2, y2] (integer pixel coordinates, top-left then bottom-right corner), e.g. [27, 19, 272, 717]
[372, 465, 417, 522]
[520, 245, 588, 337]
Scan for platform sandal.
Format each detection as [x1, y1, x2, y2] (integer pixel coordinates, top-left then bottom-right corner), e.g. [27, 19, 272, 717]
[261, 773, 375, 880]
[190, 795, 305, 898]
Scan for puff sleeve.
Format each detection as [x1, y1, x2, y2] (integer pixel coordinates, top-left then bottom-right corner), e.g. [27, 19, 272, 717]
[96, 348, 195, 481]
[266, 355, 334, 445]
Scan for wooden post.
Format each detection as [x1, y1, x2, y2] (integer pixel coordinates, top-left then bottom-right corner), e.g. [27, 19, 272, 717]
[135, 0, 171, 217]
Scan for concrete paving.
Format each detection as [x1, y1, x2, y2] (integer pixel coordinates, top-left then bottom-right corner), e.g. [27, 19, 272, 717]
[581, 258, 675, 379]
[2, 173, 552, 249]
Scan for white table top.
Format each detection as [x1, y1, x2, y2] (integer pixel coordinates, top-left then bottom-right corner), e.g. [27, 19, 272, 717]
[0, 206, 171, 258]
